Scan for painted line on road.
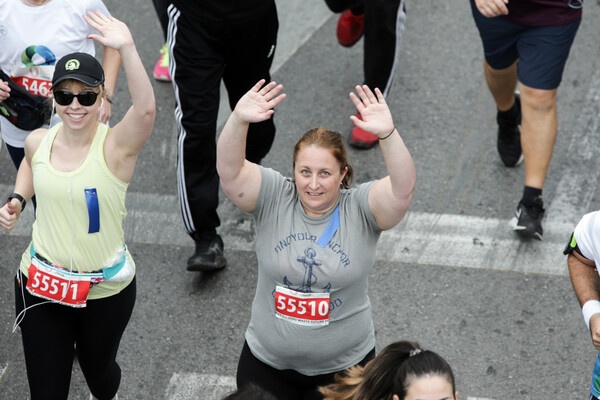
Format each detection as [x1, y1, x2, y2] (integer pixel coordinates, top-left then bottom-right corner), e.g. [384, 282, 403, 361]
[165, 373, 236, 400]
[0, 185, 574, 277]
[546, 67, 600, 225]
[0, 363, 9, 386]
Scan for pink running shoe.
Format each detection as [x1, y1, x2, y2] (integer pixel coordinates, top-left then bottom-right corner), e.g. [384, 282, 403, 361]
[337, 10, 364, 47]
[153, 43, 171, 82]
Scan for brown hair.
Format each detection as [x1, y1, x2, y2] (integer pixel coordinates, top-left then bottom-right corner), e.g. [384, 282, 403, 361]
[52, 80, 106, 100]
[319, 341, 456, 400]
[292, 127, 353, 189]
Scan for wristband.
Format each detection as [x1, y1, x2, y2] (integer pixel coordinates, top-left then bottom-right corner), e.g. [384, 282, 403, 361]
[379, 128, 395, 141]
[582, 300, 600, 330]
[7, 192, 26, 212]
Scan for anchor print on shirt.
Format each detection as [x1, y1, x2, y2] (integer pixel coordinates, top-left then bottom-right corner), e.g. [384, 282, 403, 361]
[283, 247, 331, 293]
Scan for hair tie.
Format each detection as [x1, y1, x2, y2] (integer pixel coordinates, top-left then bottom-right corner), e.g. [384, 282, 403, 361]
[409, 349, 422, 357]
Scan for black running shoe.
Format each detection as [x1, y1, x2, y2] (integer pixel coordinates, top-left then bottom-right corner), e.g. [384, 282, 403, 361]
[511, 197, 545, 240]
[497, 94, 523, 167]
[187, 232, 227, 272]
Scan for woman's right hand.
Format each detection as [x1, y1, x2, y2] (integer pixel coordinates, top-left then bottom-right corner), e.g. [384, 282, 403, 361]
[0, 79, 11, 102]
[234, 79, 286, 124]
[474, 0, 509, 17]
[0, 201, 21, 233]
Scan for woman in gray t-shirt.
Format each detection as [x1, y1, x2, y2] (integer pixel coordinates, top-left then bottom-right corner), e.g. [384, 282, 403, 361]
[216, 80, 416, 400]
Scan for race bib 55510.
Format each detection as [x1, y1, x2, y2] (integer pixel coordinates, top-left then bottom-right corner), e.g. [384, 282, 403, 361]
[275, 286, 330, 326]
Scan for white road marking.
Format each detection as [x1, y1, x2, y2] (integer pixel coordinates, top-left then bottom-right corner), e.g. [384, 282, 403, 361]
[0, 191, 575, 277]
[0, 363, 8, 385]
[165, 373, 236, 400]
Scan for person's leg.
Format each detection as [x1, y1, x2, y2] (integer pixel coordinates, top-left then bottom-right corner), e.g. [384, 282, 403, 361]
[222, 2, 278, 164]
[5, 142, 25, 170]
[152, 0, 172, 82]
[14, 274, 76, 399]
[167, 4, 227, 270]
[349, 0, 404, 149]
[471, 0, 524, 167]
[362, 0, 404, 97]
[510, 17, 581, 239]
[324, 0, 365, 47]
[483, 59, 518, 111]
[323, 0, 361, 13]
[5, 143, 37, 209]
[77, 278, 136, 400]
[519, 84, 557, 190]
[236, 341, 302, 400]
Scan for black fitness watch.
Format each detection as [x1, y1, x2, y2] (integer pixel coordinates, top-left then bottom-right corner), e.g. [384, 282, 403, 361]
[7, 193, 26, 212]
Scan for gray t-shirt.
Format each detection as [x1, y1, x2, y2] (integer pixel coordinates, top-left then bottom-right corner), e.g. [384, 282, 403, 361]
[245, 166, 381, 375]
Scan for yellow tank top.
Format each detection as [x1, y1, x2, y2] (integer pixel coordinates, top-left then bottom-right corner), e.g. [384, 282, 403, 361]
[19, 123, 135, 299]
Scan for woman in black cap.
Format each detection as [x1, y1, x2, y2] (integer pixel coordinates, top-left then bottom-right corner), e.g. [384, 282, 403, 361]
[0, 11, 155, 400]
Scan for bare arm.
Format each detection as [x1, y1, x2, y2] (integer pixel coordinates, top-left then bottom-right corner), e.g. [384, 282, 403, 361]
[217, 80, 286, 212]
[0, 129, 44, 232]
[84, 11, 156, 183]
[99, 45, 121, 124]
[349, 85, 416, 231]
[568, 252, 600, 349]
[0, 78, 10, 102]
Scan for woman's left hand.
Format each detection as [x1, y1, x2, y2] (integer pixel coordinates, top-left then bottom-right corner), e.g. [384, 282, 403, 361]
[349, 85, 394, 138]
[83, 11, 134, 51]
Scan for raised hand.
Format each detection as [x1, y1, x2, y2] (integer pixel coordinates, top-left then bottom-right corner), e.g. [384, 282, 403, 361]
[83, 11, 134, 51]
[234, 80, 286, 124]
[0, 79, 10, 102]
[0, 201, 20, 233]
[349, 85, 394, 138]
[474, 0, 509, 17]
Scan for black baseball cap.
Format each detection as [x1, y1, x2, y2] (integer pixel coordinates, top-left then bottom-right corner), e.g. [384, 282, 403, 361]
[51, 52, 104, 89]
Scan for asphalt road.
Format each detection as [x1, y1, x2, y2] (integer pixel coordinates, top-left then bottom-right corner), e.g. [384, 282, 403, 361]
[2, 1, 600, 399]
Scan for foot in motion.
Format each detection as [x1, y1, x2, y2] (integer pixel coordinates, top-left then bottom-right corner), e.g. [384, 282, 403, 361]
[349, 112, 378, 149]
[187, 232, 227, 271]
[496, 94, 522, 167]
[153, 43, 172, 82]
[337, 10, 364, 47]
[511, 196, 545, 240]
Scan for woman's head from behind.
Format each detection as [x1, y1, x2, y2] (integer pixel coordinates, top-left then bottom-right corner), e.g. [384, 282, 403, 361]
[292, 128, 354, 217]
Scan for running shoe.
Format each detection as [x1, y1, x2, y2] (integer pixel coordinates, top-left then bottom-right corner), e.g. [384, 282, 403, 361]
[187, 232, 227, 272]
[153, 43, 172, 82]
[511, 197, 545, 240]
[337, 10, 364, 47]
[496, 94, 522, 167]
[349, 112, 378, 149]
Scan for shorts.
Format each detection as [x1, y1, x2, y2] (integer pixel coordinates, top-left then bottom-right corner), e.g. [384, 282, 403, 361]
[470, 1, 581, 90]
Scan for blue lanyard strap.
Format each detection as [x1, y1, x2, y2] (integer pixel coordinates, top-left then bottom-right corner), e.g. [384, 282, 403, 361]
[316, 205, 340, 248]
[85, 188, 100, 234]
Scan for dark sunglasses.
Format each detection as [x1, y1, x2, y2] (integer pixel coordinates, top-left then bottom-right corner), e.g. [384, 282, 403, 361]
[53, 90, 99, 107]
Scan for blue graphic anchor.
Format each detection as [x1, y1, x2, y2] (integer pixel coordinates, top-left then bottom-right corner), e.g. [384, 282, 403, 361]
[283, 247, 331, 293]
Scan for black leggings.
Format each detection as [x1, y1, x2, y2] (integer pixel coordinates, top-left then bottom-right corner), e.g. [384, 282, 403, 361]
[236, 340, 375, 400]
[14, 274, 136, 400]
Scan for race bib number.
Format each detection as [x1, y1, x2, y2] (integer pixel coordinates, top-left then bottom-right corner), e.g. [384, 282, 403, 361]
[10, 65, 54, 97]
[275, 286, 330, 326]
[26, 257, 91, 307]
